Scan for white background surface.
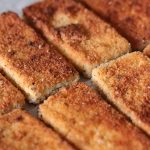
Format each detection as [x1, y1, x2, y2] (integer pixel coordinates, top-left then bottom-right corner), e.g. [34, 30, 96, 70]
[0, 0, 37, 15]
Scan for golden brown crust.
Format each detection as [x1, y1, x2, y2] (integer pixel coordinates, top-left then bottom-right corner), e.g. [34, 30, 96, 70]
[144, 44, 150, 58]
[0, 12, 79, 103]
[23, 0, 130, 77]
[39, 82, 150, 150]
[0, 73, 25, 115]
[0, 109, 73, 150]
[92, 52, 150, 135]
[80, 0, 150, 50]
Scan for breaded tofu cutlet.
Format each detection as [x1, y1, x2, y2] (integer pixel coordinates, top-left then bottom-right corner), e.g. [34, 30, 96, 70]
[0, 73, 25, 115]
[0, 109, 74, 150]
[144, 44, 150, 58]
[80, 0, 150, 50]
[92, 52, 150, 135]
[0, 12, 79, 104]
[23, 0, 130, 78]
[39, 83, 150, 150]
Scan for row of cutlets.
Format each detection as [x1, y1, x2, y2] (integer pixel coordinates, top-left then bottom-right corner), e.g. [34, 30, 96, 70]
[0, 0, 150, 149]
[1, 81, 150, 150]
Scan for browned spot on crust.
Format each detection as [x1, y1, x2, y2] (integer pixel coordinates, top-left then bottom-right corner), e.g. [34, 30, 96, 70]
[56, 24, 89, 43]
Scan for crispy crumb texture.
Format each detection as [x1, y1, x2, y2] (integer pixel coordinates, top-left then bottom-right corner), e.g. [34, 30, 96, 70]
[0, 12, 79, 103]
[80, 0, 150, 50]
[0, 73, 25, 115]
[39, 83, 150, 150]
[144, 44, 150, 58]
[92, 52, 150, 135]
[0, 109, 73, 150]
[23, 0, 130, 77]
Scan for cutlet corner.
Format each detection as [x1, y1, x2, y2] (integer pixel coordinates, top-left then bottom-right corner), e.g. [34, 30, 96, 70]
[144, 44, 150, 58]
[0, 72, 25, 115]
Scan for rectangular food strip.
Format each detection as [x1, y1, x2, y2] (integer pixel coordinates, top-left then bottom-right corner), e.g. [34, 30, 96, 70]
[144, 44, 150, 57]
[39, 82, 150, 150]
[79, 0, 150, 50]
[0, 72, 25, 115]
[0, 109, 74, 150]
[23, 0, 130, 78]
[92, 52, 150, 135]
[0, 12, 79, 104]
